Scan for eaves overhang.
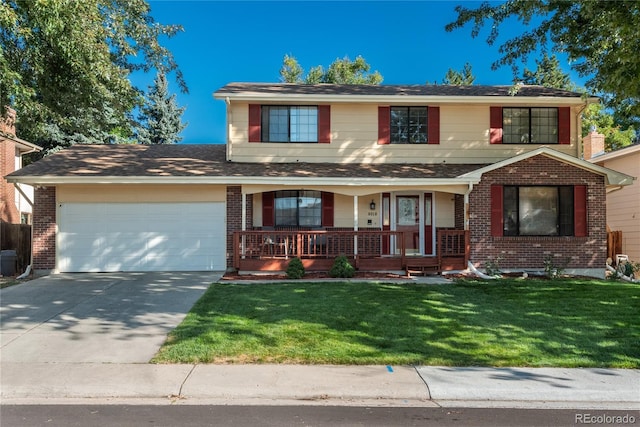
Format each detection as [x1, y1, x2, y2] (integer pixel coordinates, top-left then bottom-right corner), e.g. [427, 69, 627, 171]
[5, 175, 481, 187]
[459, 147, 635, 187]
[214, 92, 595, 106]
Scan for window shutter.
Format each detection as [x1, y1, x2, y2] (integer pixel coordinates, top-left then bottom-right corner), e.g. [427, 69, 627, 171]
[321, 192, 334, 227]
[490, 107, 503, 144]
[262, 192, 274, 227]
[318, 105, 331, 143]
[428, 106, 440, 144]
[574, 185, 587, 237]
[491, 185, 503, 237]
[248, 104, 261, 142]
[558, 107, 571, 145]
[378, 106, 390, 145]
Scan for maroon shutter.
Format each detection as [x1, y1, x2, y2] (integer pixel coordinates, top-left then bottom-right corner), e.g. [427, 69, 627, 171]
[318, 105, 331, 143]
[378, 106, 390, 145]
[428, 106, 440, 144]
[262, 192, 274, 227]
[490, 107, 503, 144]
[558, 107, 571, 145]
[574, 185, 587, 237]
[491, 185, 503, 237]
[321, 192, 334, 227]
[248, 104, 261, 142]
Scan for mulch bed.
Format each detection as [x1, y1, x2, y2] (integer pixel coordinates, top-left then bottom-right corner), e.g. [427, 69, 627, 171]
[221, 271, 410, 281]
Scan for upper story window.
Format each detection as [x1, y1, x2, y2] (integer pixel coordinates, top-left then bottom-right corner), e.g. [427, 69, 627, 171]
[390, 107, 428, 144]
[503, 107, 558, 144]
[261, 106, 318, 143]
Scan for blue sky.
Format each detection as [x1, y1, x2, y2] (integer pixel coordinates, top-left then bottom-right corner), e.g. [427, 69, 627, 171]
[137, 1, 582, 144]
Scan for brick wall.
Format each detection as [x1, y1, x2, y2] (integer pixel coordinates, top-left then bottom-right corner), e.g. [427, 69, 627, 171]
[226, 186, 252, 269]
[32, 186, 56, 270]
[1, 139, 20, 224]
[469, 155, 606, 270]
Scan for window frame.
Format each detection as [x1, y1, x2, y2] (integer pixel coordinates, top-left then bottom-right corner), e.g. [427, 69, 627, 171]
[390, 106, 428, 144]
[502, 107, 559, 144]
[503, 185, 574, 237]
[261, 105, 319, 143]
[273, 190, 323, 228]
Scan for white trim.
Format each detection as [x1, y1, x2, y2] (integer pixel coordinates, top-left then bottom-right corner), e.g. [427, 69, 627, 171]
[458, 147, 634, 186]
[588, 144, 640, 163]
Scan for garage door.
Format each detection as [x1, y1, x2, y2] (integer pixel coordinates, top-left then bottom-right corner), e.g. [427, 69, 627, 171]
[57, 202, 225, 272]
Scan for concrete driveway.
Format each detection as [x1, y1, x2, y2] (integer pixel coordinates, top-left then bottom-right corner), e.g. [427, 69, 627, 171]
[0, 272, 220, 363]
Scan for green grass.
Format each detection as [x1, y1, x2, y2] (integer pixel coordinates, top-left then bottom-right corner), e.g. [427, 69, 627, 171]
[152, 278, 640, 367]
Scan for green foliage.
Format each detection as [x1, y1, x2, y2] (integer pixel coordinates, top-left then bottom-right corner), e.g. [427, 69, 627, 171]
[286, 257, 305, 279]
[279, 55, 383, 85]
[484, 257, 502, 277]
[0, 0, 186, 154]
[329, 255, 355, 278]
[519, 53, 573, 90]
[442, 62, 475, 85]
[582, 104, 636, 152]
[543, 255, 568, 278]
[446, 0, 640, 127]
[137, 72, 187, 144]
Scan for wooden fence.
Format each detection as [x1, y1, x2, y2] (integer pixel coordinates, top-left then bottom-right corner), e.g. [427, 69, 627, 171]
[1, 222, 31, 275]
[607, 230, 623, 264]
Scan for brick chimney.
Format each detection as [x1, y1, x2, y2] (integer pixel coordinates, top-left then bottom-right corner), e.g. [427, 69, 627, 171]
[582, 129, 605, 160]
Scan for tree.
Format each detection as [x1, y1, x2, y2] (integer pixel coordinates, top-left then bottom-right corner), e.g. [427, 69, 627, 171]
[442, 62, 475, 85]
[520, 53, 572, 90]
[445, 1, 640, 126]
[137, 72, 186, 144]
[279, 55, 383, 84]
[0, 1, 186, 155]
[582, 104, 636, 152]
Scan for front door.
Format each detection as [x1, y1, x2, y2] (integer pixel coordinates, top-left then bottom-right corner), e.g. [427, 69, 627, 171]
[396, 196, 420, 255]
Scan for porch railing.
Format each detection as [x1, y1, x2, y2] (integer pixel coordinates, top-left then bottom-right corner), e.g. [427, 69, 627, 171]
[233, 229, 469, 271]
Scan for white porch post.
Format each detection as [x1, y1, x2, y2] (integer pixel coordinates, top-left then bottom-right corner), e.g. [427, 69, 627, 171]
[353, 195, 359, 257]
[241, 192, 247, 258]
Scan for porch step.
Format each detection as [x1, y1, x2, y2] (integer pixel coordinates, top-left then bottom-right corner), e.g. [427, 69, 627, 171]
[405, 258, 441, 276]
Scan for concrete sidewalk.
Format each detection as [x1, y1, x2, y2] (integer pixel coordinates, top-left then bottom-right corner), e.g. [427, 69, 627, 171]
[1, 363, 638, 409]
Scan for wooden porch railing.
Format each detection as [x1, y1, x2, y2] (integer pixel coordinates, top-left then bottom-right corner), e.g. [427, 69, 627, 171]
[233, 229, 469, 272]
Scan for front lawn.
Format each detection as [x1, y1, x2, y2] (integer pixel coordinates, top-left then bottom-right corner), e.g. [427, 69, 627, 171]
[152, 278, 639, 367]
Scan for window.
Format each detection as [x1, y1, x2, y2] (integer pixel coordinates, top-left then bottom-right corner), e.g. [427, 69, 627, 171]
[503, 186, 574, 236]
[390, 107, 428, 143]
[503, 107, 558, 144]
[261, 106, 318, 142]
[274, 190, 322, 227]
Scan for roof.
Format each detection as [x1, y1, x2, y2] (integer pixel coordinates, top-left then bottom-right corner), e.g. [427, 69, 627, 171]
[214, 83, 594, 105]
[459, 147, 634, 187]
[587, 143, 640, 164]
[6, 144, 488, 185]
[0, 133, 42, 154]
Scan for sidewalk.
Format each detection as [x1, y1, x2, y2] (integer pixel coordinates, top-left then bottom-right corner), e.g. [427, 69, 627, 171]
[2, 363, 638, 409]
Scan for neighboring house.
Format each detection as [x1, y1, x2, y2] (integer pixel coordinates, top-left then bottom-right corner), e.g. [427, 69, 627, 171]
[1, 107, 41, 224]
[585, 133, 640, 262]
[6, 84, 634, 277]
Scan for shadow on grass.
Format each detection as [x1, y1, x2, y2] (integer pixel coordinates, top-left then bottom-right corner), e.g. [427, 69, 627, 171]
[154, 278, 640, 367]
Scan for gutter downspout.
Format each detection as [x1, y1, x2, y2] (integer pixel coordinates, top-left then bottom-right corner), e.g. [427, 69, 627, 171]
[576, 100, 589, 160]
[225, 97, 232, 160]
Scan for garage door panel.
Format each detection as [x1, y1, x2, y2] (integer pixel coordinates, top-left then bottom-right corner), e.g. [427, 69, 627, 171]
[58, 202, 225, 272]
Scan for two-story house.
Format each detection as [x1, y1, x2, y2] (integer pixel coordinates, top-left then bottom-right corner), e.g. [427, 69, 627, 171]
[6, 84, 634, 277]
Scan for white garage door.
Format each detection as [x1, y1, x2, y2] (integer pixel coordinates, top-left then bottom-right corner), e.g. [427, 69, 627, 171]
[58, 202, 226, 272]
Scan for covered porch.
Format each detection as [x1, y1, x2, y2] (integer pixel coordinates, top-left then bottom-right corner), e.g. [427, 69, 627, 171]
[233, 228, 469, 274]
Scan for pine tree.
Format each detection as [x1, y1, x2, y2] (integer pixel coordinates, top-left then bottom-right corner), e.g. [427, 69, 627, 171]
[137, 73, 187, 144]
[442, 62, 475, 85]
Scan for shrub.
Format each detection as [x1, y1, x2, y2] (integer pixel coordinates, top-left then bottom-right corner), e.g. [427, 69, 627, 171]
[543, 255, 568, 278]
[484, 257, 502, 277]
[286, 257, 305, 279]
[329, 255, 355, 278]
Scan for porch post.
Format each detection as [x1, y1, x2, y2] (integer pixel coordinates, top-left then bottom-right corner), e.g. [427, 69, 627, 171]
[353, 195, 359, 258]
[241, 192, 247, 258]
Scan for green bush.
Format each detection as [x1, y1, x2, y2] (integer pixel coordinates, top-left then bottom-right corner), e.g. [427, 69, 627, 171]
[286, 257, 305, 279]
[329, 255, 355, 278]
